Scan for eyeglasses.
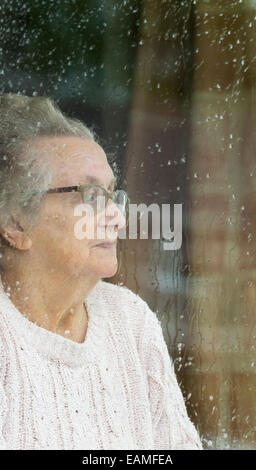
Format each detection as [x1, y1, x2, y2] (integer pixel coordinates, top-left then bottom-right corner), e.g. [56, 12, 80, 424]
[46, 184, 129, 214]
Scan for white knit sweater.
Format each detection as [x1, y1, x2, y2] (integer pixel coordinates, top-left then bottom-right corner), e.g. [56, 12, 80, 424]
[0, 277, 203, 450]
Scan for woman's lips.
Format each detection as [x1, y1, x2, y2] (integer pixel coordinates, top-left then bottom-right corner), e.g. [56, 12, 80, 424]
[94, 241, 117, 249]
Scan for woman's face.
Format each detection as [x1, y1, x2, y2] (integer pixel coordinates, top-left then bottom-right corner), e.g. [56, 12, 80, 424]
[26, 136, 126, 281]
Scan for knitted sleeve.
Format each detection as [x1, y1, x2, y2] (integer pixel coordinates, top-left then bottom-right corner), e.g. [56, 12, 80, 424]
[141, 305, 203, 450]
[0, 339, 7, 449]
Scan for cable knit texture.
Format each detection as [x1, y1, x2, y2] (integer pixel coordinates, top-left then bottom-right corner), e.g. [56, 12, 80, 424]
[0, 276, 203, 450]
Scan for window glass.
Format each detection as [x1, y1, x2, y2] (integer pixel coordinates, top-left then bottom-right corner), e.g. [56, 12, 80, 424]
[0, 0, 255, 450]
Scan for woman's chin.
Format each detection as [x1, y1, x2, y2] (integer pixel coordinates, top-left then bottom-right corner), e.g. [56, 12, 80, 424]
[95, 261, 118, 279]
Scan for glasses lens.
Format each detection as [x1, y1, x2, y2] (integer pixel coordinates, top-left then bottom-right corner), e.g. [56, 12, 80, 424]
[81, 186, 129, 213]
[114, 190, 128, 214]
[82, 186, 105, 209]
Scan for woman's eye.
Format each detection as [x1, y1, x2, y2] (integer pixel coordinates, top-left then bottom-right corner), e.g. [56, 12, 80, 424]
[87, 190, 98, 202]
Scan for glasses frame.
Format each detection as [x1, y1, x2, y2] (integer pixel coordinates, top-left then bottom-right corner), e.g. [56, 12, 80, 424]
[46, 183, 129, 212]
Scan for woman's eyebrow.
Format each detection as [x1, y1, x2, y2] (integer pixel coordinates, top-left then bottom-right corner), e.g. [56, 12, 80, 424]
[84, 175, 117, 189]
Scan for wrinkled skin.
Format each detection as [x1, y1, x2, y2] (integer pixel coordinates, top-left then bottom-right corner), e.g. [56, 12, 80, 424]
[0, 136, 126, 343]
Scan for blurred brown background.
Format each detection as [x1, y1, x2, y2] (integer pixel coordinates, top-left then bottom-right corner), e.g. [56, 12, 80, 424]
[112, 0, 256, 450]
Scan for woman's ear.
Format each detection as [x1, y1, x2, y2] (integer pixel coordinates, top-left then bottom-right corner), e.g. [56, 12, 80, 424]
[0, 216, 32, 250]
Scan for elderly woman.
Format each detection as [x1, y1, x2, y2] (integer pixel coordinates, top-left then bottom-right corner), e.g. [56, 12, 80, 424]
[0, 93, 202, 450]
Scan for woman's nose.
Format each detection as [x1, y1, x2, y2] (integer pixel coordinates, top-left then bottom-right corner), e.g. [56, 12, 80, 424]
[99, 198, 126, 231]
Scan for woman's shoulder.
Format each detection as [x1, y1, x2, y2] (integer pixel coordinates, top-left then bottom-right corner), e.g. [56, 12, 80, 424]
[97, 279, 148, 311]
[96, 279, 157, 333]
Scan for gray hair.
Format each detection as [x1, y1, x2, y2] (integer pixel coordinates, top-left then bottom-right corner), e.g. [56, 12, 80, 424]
[0, 92, 95, 231]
